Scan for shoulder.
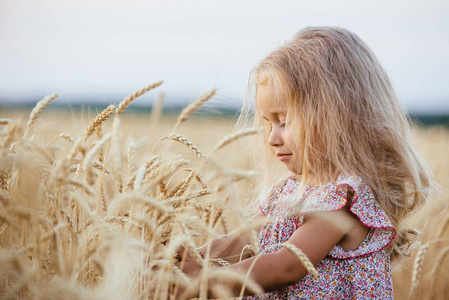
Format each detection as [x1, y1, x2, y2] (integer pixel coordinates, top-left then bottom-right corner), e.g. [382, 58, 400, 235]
[302, 175, 386, 218]
[301, 175, 397, 259]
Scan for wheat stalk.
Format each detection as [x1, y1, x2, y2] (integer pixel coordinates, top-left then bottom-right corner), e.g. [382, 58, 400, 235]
[59, 133, 75, 143]
[241, 245, 257, 260]
[125, 171, 138, 192]
[50, 138, 83, 186]
[85, 104, 116, 141]
[132, 167, 146, 191]
[116, 81, 163, 116]
[208, 258, 231, 267]
[24, 93, 58, 138]
[69, 178, 96, 196]
[83, 133, 112, 186]
[150, 91, 165, 128]
[113, 195, 173, 214]
[185, 242, 205, 269]
[98, 171, 107, 214]
[213, 127, 263, 151]
[282, 242, 318, 276]
[173, 89, 216, 131]
[95, 126, 105, 163]
[0, 170, 10, 191]
[0, 118, 12, 125]
[1, 122, 21, 152]
[163, 133, 206, 161]
[141, 157, 189, 193]
[429, 245, 449, 293]
[112, 117, 123, 193]
[128, 143, 136, 174]
[168, 169, 195, 198]
[163, 188, 214, 206]
[410, 241, 430, 294]
[28, 142, 54, 165]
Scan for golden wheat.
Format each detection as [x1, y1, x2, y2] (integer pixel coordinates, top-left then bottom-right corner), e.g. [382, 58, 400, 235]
[84, 104, 116, 141]
[0, 89, 448, 300]
[173, 88, 216, 131]
[163, 133, 207, 161]
[24, 93, 58, 137]
[213, 127, 263, 152]
[410, 241, 430, 294]
[115, 81, 163, 116]
[0, 118, 12, 125]
[282, 242, 319, 276]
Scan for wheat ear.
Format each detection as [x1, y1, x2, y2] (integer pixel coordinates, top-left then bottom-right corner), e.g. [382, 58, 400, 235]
[166, 168, 195, 197]
[128, 143, 136, 174]
[213, 127, 263, 151]
[96, 126, 104, 163]
[1, 122, 21, 152]
[0, 170, 10, 191]
[173, 89, 216, 131]
[410, 242, 430, 294]
[83, 133, 112, 185]
[282, 243, 318, 276]
[59, 133, 75, 143]
[208, 258, 231, 267]
[0, 119, 12, 125]
[116, 81, 163, 116]
[429, 245, 449, 292]
[111, 117, 123, 193]
[163, 133, 206, 161]
[85, 104, 115, 141]
[99, 171, 107, 213]
[24, 93, 58, 137]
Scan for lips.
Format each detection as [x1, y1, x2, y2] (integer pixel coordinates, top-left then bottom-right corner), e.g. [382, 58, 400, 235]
[276, 153, 292, 161]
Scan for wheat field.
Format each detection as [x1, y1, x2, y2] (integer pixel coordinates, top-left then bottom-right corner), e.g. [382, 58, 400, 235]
[0, 87, 448, 299]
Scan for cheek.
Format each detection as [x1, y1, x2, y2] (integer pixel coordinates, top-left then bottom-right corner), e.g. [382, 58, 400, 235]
[284, 130, 296, 147]
[285, 132, 302, 158]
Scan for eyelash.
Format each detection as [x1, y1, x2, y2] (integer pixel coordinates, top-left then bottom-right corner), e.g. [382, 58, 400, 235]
[266, 122, 286, 132]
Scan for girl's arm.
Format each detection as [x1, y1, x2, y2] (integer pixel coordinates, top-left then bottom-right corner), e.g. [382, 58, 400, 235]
[204, 208, 358, 297]
[198, 211, 265, 263]
[176, 211, 265, 275]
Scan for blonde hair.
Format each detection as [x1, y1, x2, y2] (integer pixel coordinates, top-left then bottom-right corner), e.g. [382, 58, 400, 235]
[241, 26, 434, 259]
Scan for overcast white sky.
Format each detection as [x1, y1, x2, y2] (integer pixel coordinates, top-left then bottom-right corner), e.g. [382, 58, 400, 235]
[1, 0, 448, 113]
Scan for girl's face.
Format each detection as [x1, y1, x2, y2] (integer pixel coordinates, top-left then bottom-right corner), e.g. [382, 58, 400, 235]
[257, 84, 301, 175]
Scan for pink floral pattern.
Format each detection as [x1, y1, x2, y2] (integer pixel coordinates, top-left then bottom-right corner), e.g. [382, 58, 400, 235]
[248, 175, 395, 299]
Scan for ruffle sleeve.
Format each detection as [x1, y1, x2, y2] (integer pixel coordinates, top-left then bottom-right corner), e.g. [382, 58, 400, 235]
[300, 175, 396, 259]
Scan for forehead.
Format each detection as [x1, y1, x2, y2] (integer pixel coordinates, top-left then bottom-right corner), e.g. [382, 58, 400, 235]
[256, 84, 288, 116]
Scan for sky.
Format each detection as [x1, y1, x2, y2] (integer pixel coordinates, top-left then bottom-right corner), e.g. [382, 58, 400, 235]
[1, 0, 448, 114]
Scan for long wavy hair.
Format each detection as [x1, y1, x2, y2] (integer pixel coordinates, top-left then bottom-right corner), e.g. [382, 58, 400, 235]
[241, 26, 434, 259]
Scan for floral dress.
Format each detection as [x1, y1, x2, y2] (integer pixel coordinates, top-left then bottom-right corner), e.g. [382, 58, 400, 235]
[248, 175, 396, 299]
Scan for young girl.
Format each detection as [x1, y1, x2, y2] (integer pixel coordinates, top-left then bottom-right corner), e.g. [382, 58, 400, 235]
[176, 26, 433, 299]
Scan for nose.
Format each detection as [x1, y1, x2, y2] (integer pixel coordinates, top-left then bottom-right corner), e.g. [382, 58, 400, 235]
[268, 125, 283, 147]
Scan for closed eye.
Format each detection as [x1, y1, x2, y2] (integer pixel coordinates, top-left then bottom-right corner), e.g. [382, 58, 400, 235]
[262, 118, 273, 131]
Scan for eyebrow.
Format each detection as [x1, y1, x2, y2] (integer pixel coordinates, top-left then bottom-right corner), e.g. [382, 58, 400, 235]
[265, 110, 287, 117]
[261, 111, 287, 122]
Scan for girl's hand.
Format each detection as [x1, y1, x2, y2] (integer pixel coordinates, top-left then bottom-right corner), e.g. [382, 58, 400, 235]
[175, 245, 202, 277]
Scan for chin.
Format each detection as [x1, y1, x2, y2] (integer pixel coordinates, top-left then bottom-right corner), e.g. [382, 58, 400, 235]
[287, 165, 302, 175]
